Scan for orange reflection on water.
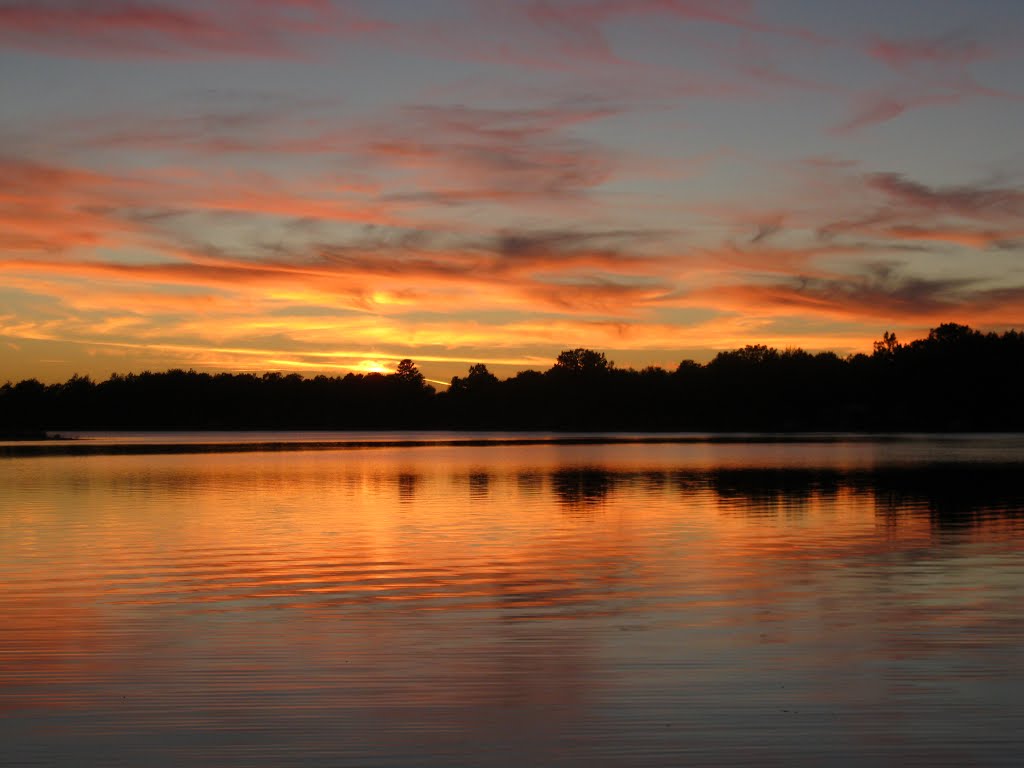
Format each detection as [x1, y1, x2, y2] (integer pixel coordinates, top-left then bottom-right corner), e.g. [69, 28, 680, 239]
[1, 441, 1023, 766]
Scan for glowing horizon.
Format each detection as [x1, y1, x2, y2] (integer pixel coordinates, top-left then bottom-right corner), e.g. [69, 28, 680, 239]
[2, 1, 1023, 384]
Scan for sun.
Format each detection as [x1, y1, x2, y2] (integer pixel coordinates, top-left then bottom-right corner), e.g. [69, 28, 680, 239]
[352, 359, 393, 374]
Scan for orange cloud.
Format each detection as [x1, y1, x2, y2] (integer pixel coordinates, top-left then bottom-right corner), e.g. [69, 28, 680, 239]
[0, 157, 140, 254]
[882, 225, 1024, 249]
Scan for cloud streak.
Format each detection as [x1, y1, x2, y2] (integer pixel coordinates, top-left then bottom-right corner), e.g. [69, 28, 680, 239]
[835, 30, 1021, 133]
[365, 103, 619, 206]
[866, 173, 1024, 220]
[685, 262, 1024, 326]
[3, 2, 1023, 381]
[0, 0, 385, 58]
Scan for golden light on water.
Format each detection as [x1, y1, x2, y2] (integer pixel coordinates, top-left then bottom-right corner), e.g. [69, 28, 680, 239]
[3, 438, 1024, 764]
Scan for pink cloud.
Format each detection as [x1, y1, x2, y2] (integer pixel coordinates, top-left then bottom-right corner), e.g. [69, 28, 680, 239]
[833, 90, 962, 134]
[0, 156, 139, 254]
[362, 104, 619, 206]
[806, 169, 1024, 251]
[0, 0, 387, 59]
[42, 99, 622, 216]
[0, 155, 409, 261]
[522, 0, 824, 45]
[869, 35, 991, 71]
[882, 225, 1023, 250]
[836, 32, 1020, 133]
[833, 95, 909, 134]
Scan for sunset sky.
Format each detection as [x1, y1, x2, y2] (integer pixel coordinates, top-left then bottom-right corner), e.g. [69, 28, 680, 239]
[2, 0, 1023, 383]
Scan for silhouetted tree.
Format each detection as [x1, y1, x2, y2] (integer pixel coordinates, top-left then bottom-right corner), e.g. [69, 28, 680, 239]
[553, 348, 612, 375]
[449, 363, 499, 394]
[2, 323, 1022, 434]
[927, 323, 978, 346]
[873, 330, 900, 357]
[393, 359, 425, 386]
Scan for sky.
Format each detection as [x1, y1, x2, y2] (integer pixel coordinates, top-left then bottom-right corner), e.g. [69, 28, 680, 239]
[2, 0, 1023, 384]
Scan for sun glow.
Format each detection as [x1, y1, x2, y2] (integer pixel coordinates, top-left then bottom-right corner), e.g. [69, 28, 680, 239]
[353, 360, 394, 374]
[1, 1, 1022, 384]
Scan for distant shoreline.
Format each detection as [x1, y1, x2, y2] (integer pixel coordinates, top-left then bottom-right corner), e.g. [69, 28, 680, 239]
[3, 430, 1023, 459]
[0, 430, 62, 441]
[4, 325, 1023, 434]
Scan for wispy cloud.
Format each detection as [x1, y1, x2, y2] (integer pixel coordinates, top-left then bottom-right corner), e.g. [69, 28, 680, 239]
[0, 0, 385, 59]
[866, 172, 1024, 220]
[0, 156, 138, 254]
[869, 34, 991, 71]
[3, 1, 1023, 381]
[835, 30, 1021, 133]
[0, 154, 405, 261]
[833, 91, 958, 134]
[364, 103, 619, 206]
[685, 259, 1024, 326]
[810, 169, 1024, 250]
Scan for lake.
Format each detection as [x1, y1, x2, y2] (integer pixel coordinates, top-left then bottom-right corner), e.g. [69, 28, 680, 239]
[2, 433, 1023, 766]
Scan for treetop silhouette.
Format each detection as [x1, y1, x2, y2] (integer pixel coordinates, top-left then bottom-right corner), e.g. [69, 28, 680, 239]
[2, 324, 1022, 433]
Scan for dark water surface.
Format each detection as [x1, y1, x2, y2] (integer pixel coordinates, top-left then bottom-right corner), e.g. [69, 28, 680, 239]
[2, 434, 1023, 766]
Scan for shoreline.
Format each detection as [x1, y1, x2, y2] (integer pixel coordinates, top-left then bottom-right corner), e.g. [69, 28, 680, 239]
[3, 430, 1023, 459]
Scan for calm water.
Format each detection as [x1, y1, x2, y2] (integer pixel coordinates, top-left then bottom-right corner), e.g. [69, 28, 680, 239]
[2, 434, 1023, 766]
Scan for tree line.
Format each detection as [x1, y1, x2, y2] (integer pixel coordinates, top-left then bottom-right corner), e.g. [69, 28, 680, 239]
[2, 323, 1023, 434]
